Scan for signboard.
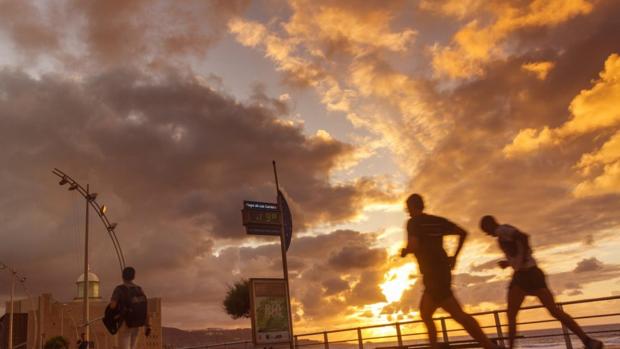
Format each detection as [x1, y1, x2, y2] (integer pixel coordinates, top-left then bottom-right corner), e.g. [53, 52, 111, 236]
[250, 278, 291, 345]
[242, 201, 281, 236]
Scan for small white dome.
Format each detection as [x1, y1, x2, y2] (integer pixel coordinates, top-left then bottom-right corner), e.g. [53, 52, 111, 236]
[77, 271, 100, 283]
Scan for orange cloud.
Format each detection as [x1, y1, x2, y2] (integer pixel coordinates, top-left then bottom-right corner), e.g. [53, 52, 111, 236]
[431, 0, 593, 78]
[502, 53, 620, 197]
[522, 61, 555, 80]
[574, 131, 620, 197]
[348, 59, 451, 165]
[419, 0, 486, 20]
[504, 53, 620, 156]
[228, 2, 445, 175]
[285, 0, 416, 55]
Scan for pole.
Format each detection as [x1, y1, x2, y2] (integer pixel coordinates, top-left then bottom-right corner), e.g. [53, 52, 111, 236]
[84, 184, 90, 345]
[60, 304, 64, 338]
[440, 318, 449, 344]
[559, 304, 573, 349]
[272, 161, 295, 349]
[493, 311, 505, 348]
[8, 269, 15, 349]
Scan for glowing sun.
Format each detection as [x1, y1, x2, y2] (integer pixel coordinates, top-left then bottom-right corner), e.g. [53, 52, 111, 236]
[380, 262, 417, 303]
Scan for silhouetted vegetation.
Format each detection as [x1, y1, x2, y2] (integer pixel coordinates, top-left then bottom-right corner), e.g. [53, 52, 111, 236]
[44, 336, 69, 349]
[223, 279, 250, 319]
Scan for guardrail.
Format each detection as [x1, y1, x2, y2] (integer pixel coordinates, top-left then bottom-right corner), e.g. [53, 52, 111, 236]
[181, 295, 620, 349]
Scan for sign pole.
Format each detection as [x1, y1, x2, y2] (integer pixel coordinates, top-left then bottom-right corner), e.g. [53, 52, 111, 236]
[272, 160, 295, 349]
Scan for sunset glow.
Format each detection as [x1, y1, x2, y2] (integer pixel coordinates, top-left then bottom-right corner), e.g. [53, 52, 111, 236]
[1, 0, 620, 342]
[380, 263, 418, 303]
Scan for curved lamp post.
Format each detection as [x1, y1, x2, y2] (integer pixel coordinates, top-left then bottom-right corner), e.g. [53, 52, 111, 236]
[52, 168, 126, 344]
[0, 263, 28, 349]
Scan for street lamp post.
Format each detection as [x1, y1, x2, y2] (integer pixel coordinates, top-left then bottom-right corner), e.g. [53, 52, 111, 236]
[83, 184, 90, 344]
[8, 268, 15, 349]
[52, 168, 126, 346]
[0, 264, 27, 349]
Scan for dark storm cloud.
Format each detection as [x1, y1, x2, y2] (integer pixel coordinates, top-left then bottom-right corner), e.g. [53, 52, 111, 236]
[322, 277, 350, 296]
[0, 68, 388, 239]
[0, 0, 251, 68]
[349, 269, 386, 305]
[208, 229, 389, 322]
[574, 257, 604, 273]
[0, 68, 392, 328]
[0, 1, 60, 56]
[327, 246, 387, 271]
[293, 231, 388, 319]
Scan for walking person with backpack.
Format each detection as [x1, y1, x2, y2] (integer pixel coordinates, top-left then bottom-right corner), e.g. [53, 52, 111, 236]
[401, 194, 502, 349]
[109, 267, 151, 349]
[479, 215, 604, 349]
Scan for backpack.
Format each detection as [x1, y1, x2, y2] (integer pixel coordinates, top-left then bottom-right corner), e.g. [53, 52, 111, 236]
[103, 304, 123, 334]
[120, 285, 148, 327]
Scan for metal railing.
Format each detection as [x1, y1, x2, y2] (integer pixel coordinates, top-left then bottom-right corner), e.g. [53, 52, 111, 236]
[182, 295, 620, 349]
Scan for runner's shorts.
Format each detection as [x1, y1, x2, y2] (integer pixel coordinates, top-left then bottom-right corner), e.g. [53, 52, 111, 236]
[510, 266, 548, 294]
[423, 265, 453, 304]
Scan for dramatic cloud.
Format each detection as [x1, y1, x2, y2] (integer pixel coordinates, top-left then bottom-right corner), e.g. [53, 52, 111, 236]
[504, 53, 620, 197]
[0, 0, 251, 68]
[0, 68, 394, 328]
[505, 53, 620, 156]
[228, 1, 450, 174]
[574, 131, 620, 196]
[429, 0, 593, 78]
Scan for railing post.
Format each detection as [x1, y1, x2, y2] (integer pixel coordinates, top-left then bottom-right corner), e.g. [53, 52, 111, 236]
[440, 318, 449, 344]
[295, 336, 299, 349]
[396, 323, 403, 347]
[357, 328, 363, 349]
[558, 305, 573, 349]
[493, 311, 505, 347]
[323, 331, 329, 349]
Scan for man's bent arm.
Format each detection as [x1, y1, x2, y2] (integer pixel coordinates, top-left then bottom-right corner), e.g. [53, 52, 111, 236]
[451, 226, 467, 259]
[401, 236, 419, 256]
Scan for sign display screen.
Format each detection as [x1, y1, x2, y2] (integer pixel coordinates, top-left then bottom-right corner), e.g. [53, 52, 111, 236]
[250, 278, 291, 345]
[242, 201, 282, 236]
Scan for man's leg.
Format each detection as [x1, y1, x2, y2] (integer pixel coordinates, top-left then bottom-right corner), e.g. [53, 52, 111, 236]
[440, 297, 497, 349]
[129, 327, 140, 349]
[533, 288, 597, 346]
[118, 325, 131, 349]
[506, 286, 526, 349]
[420, 292, 439, 349]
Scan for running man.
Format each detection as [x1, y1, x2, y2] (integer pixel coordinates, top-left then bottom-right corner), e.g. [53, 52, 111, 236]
[401, 194, 500, 349]
[480, 215, 604, 349]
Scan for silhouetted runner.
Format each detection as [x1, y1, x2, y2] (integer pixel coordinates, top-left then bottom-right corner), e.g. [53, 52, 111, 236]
[480, 215, 604, 349]
[401, 194, 500, 349]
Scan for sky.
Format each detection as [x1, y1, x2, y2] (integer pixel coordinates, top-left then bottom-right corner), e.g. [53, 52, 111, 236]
[1, 0, 620, 334]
